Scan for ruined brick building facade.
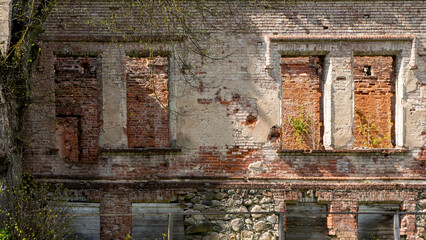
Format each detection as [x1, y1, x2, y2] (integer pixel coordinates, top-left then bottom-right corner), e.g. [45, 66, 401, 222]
[1, 0, 426, 239]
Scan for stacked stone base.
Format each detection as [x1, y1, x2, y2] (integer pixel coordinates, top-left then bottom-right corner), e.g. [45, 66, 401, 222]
[65, 183, 425, 240]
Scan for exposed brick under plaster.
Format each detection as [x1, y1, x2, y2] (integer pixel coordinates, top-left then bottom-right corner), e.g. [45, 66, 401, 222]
[15, 0, 426, 238]
[126, 56, 170, 148]
[54, 56, 100, 162]
[281, 56, 323, 150]
[353, 56, 395, 149]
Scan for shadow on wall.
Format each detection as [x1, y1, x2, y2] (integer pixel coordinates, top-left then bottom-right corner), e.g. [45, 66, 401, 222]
[21, 0, 423, 181]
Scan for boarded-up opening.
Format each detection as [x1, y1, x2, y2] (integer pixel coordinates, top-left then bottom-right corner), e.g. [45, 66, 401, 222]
[54, 56, 99, 161]
[353, 56, 395, 148]
[132, 203, 184, 240]
[126, 56, 170, 148]
[69, 203, 100, 240]
[286, 203, 330, 239]
[281, 56, 323, 150]
[358, 204, 400, 240]
[56, 116, 80, 161]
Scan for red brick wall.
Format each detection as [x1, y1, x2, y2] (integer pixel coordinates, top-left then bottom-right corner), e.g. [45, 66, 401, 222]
[281, 57, 323, 150]
[353, 56, 394, 148]
[55, 116, 79, 162]
[327, 200, 358, 239]
[100, 190, 132, 240]
[126, 56, 169, 148]
[54, 56, 99, 161]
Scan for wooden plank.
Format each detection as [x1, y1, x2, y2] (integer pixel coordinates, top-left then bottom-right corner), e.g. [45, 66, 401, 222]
[286, 203, 330, 240]
[168, 214, 173, 240]
[69, 203, 100, 240]
[279, 213, 285, 240]
[393, 214, 400, 240]
[358, 204, 400, 240]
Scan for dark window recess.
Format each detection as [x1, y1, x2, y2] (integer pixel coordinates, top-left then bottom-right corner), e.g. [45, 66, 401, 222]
[69, 203, 100, 240]
[358, 204, 400, 240]
[286, 203, 330, 240]
[132, 203, 184, 240]
[363, 66, 372, 76]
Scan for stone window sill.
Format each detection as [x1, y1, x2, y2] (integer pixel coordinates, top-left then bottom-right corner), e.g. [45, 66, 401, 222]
[100, 148, 182, 156]
[277, 148, 409, 156]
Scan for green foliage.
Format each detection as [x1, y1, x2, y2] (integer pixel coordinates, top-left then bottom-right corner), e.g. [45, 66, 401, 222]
[0, 227, 12, 240]
[0, 176, 77, 240]
[289, 107, 311, 147]
[156, 233, 167, 240]
[355, 108, 392, 148]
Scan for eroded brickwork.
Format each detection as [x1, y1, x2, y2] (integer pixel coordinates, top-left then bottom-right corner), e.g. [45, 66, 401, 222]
[55, 56, 99, 161]
[19, 0, 426, 239]
[126, 56, 169, 148]
[100, 190, 131, 240]
[281, 57, 323, 150]
[353, 56, 394, 149]
[416, 192, 426, 239]
[327, 200, 358, 239]
[55, 116, 80, 162]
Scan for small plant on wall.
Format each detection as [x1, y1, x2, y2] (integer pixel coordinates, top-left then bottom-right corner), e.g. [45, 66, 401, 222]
[355, 108, 392, 148]
[282, 106, 322, 150]
[289, 107, 311, 148]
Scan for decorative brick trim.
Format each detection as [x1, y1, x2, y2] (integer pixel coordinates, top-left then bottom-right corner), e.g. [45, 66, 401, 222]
[269, 35, 415, 42]
[36, 179, 426, 191]
[277, 148, 409, 156]
[100, 148, 182, 156]
[39, 35, 186, 42]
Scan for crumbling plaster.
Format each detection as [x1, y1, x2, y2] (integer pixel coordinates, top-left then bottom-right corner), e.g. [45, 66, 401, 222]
[0, 0, 10, 56]
[22, 34, 424, 180]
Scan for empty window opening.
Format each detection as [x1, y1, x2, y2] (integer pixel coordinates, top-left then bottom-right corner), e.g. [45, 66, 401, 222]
[54, 56, 99, 161]
[132, 203, 183, 240]
[354, 56, 395, 149]
[126, 56, 170, 148]
[358, 204, 400, 240]
[286, 203, 330, 239]
[281, 56, 324, 150]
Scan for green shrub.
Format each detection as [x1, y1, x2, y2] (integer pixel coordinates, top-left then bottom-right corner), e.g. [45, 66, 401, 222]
[0, 227, 12, 240]
[0, 176, 77, 240]
[289, 107, 311, 147]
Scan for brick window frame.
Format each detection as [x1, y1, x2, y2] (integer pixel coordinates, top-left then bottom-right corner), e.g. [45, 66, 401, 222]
[268, 36, 415, 152]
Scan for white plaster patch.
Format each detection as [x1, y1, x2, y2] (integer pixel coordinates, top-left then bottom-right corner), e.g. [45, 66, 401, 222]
[248, 161, 264, 172]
